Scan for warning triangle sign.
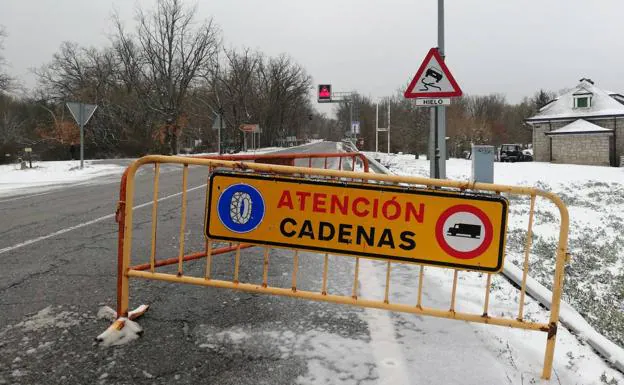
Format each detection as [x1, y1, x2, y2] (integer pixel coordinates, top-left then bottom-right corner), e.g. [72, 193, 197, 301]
[404, 48, 462, 99]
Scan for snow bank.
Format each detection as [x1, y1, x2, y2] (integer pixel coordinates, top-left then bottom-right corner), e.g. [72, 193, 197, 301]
[504, 263, 624, 372]
[362, 151, 624, 374]
[0, 160, 125, 197]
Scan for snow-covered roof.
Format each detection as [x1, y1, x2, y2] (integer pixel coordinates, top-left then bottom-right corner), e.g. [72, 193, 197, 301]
[573, 86, 593, 96]
[527, 80, 624, 121]
[544, 119, 613, 135]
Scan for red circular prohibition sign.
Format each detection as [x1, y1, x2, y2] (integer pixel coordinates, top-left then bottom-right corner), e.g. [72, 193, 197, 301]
[435, 204, 494, 260]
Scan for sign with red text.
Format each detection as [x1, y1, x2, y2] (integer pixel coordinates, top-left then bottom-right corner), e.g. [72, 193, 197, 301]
[205, 172, 508, 272]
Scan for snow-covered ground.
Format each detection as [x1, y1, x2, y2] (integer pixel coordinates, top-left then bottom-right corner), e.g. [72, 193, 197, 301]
[359, 151, 624, 383]
[0, 147, 287, 199]
[0, 160, 126, 198]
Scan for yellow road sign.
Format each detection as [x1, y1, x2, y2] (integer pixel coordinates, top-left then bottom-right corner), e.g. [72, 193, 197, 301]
[205, 172, 508, 272]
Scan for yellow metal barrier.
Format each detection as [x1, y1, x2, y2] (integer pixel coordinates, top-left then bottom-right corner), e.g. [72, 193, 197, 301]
[115, 155, 569, 380]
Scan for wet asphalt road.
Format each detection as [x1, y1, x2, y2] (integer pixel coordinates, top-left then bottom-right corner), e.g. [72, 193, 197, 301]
[0, 141, 379, 385]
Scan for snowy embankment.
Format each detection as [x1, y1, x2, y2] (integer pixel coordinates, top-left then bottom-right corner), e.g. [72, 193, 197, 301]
[0, 146, 287, 198]
[364, 151, 624, 375]
[0, 160, 125, 198]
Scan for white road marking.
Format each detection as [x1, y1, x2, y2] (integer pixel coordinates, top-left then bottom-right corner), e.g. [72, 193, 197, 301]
[0, 184, 206, 255]
[358, 261, 411, 385]
[0, 191, 53, 204]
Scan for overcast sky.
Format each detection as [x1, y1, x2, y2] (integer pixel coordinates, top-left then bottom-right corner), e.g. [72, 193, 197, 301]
[2, 0, 623, 113]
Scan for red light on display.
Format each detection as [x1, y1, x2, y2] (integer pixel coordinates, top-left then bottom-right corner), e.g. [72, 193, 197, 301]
[318, 84, 331, 102]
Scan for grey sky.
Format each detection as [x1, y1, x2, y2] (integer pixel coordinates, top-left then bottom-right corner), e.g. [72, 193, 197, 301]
[2, 0, 623, 111]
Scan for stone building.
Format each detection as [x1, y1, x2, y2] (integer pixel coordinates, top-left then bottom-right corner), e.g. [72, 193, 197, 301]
[525, 79, 624, 166]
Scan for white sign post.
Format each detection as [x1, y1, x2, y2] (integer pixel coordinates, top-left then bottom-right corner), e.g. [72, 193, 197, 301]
[212, 113, 226, 155]
[375, 101, 391, 154]
[66, 102, 97, 169]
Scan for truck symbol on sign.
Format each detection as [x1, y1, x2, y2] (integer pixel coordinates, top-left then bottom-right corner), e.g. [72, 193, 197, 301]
[447, 223, 481, 239]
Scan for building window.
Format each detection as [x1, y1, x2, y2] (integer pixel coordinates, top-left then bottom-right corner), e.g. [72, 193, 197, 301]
[574, 96, 591, 108]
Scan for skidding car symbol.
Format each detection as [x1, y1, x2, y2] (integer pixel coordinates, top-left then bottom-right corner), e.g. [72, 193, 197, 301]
[447, 223, 481, 239]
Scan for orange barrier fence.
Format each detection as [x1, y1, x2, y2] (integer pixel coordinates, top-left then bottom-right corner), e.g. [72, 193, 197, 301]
[111, 151, 569, 380]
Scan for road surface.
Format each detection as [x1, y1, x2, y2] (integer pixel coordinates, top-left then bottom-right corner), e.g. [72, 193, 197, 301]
[0, 141, 599, 385]
[1, 141, 376, 385]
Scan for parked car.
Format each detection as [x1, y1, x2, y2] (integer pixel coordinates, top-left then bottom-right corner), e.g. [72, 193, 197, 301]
[499, 144, 531, 162]
[522, 148, 534, 161]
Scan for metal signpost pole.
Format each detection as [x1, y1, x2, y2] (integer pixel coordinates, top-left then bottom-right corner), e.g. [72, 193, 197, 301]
[429, 108, 435, 174]
[387, 101, 391, 154]
[375, 102, 379, 153]
[79, 103, 85, 169]
[66, 102, 97, 169]
[436, 0, 446, 178]
[404, 3, 459, 173]
[349, 97, 353, 140]
[219, 110, 223, 155]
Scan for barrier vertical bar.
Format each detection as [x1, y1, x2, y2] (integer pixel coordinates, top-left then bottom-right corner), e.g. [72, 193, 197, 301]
[322, 253, 329, 295]
[542, 192, 570, 379]
[352, 257, 360, 299]
[234, 243, 241, 283]
[324, 157, 328, 169]
[262, 247, 270, 287]
[149, 164, 160, 273]
[292, 251, 299, 291]
[450, 271, 458, 312]
[116, 169, 131, 318]
[204, 165, 213, 280]
[177, 164, 189, 276]
[363, 156, 369, 173]
[518, 194, 536, 320]
[416, 265, 424, 308]
[204, 239, 213, 280]
[483, 274, 492, 316]
[384, 261, 392, 304]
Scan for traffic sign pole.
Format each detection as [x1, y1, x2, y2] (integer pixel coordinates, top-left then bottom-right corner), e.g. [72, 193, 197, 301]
[79, 103, 84, 169]
[66, 102, 97, 170]
[375, 103, 378, 152]
[404, 5, 458, 179]
[375, 100, 391, 154]
[387, 102, 390, 154]
[219, 109, 223, 155]
[436, 0, 446, 179]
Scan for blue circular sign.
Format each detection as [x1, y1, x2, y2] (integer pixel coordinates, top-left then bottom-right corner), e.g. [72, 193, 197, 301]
[217, 183, 265, 233]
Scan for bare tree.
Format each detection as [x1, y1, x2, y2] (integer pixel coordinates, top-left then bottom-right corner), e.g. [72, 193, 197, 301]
[114, 0, 220, 154]
[214, 48, 260, 149]
[199, 49, 312, 149]
[0, 26, 13, 92]
[531, 89, 557, 111]
[0, 94, 23, 146]
[256, 54, 312, 144]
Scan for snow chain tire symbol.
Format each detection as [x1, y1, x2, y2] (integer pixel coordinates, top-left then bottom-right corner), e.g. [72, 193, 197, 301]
[216, 183, 265, 234]
[230, 191, 252, 225]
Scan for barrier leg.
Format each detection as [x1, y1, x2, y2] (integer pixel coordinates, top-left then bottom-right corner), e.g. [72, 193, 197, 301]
[115, 173, 130, 318]
[541, 197, 570, 379]
[116, 215, 130, 317]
